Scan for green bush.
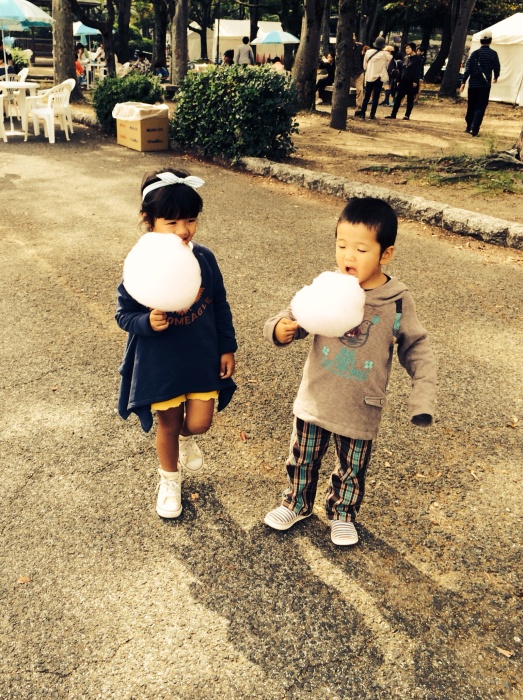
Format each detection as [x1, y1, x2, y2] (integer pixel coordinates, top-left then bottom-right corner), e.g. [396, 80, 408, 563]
[93, 73, 164, 133]
[11, 48, 29, 72]
[171, 64, 299, 160]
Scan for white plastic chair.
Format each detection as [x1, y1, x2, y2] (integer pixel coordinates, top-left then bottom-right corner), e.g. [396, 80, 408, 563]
[24, 78, 75, 143]
[0, 95, 6, 142]
[4, 68, 30, 119]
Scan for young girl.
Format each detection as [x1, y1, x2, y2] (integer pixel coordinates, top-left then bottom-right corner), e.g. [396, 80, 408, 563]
[116, 168, 237, 519]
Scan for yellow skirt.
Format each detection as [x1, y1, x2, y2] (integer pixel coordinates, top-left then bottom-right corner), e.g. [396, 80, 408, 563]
[152, 391, 218, 411]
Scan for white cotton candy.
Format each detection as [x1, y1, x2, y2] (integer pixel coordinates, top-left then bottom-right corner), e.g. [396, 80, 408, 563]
[123, 233, 202, 312]
[290, 271, 366, 337]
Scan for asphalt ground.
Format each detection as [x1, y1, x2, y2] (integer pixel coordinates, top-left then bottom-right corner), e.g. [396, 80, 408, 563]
[1, 131, 522, 699]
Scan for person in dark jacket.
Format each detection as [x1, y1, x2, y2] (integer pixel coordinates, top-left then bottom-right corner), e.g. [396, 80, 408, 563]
[316, 52, 335, 105]
[460, 31, 500, 137]
[116, 168, 237, 519]
[385, 42, 423, 120]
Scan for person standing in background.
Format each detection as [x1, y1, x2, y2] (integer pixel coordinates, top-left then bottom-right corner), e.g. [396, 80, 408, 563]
[460, 31, 500, 137]
[359, 37, 391, 120]
[351, 36, 365, 117]
[385, 42, 423, 120]
[235, 37, 255, 65]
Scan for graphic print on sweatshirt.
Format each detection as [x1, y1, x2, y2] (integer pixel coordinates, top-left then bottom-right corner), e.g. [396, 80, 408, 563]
[320, 300, 403, 383]
[320, 313, 380, 382]
[164, 287, 212, 326]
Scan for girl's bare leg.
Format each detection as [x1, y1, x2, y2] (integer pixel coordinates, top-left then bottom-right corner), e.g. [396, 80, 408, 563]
[156, 405, 184, 472]
[181, 398, 215, 436]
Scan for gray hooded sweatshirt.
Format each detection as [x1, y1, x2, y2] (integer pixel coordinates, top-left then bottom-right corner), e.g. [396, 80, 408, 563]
[263, 276, 436, 440]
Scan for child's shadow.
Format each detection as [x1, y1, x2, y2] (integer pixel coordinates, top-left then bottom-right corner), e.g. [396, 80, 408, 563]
[166, 485, 489, 699]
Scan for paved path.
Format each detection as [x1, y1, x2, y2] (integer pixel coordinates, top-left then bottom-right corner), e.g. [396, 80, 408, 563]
[1, 135, 522, 698]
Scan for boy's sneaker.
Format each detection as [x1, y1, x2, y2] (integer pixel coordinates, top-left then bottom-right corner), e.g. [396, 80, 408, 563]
[178, 435, 204, 474]
[156, 469, 182, 519]
[330, 520, 358, 545]
[264, 506, 311, 531]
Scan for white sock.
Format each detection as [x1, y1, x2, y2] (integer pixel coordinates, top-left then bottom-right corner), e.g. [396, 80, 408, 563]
[158, 467, 181, 480]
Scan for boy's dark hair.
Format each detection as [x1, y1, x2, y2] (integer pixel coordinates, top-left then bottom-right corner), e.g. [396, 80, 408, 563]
[242, 36, 249, 44]
[141, 168, 203, 229]
[337, 197, 397, 252]
[407, 42, 417, 52]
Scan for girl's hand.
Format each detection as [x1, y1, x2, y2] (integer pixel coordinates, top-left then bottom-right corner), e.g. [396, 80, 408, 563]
[150, 309, 169, 331]
[220, 352, 235, 379]
[275, 318, 299, 344]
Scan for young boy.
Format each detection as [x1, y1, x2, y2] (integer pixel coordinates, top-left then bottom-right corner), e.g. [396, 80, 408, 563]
[263, 197, 436, 545]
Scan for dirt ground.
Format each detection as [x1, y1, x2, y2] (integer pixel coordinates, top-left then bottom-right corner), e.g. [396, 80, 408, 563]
[1, 94, 522, 698]
[290, 93, 523, 225]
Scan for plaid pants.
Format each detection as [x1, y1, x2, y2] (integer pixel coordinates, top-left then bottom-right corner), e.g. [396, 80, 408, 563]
[282, 417, 373, 522]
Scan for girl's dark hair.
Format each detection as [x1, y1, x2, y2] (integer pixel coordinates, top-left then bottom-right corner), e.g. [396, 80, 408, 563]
[140, 168, 203, 229]
[337, 197, 397, 252]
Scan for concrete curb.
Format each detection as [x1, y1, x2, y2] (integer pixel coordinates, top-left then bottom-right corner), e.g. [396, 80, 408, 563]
[239, 157, 523, 251]
[69, 113, 522, 251]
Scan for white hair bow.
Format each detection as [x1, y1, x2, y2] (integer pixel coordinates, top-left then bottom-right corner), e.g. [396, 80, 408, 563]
[142, 172, 205, 201]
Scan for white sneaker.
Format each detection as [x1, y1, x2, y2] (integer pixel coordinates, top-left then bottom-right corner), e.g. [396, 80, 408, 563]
[330, 520, 358, 545]
[156, 469, 182, 518]
[178, 435, 204, 474]
[264, 505, 311, 531]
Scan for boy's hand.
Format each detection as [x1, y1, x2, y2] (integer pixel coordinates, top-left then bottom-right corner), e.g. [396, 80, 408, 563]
[150, 309, 169, 331]
[274, 318, 299, 344]
[220, 352, 235, 379]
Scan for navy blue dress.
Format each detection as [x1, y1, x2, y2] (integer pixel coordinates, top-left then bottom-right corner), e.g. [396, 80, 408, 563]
[116, 242, 237, 432]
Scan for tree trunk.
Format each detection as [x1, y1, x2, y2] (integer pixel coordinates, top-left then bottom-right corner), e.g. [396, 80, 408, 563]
[420, 22, 432, 50]
[250, 0, 260, 44]
[515, 125, 523, 160]
[152, 0, 168, 66]
[366, 0, 380, 45]
[424, 7, 451, 83]
[292, 0, 326, 109]
[171, 0, 189, 84]
[400, 7, 410, 50]
[280, 0, 303, 69]
[115, 0, 132, 63]
[52, 0, 78, 97]
[439, 0, 476, 96]
[321, 0, 330, 57]
[330, 0, 355, 130]
[359, 0, 368, 44]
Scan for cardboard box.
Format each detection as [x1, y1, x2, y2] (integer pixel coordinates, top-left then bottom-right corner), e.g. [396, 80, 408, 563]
[116, 115, 169, 152]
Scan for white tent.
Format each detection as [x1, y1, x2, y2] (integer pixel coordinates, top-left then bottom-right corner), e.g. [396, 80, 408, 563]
[187, 22, 214, 62]
[211, 19, 285, 63]
[469, 13, 523, 106]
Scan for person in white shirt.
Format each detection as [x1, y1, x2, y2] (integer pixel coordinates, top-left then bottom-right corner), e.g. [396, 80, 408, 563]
[234, 37, 255, 65]
[358, 37, 391, 120]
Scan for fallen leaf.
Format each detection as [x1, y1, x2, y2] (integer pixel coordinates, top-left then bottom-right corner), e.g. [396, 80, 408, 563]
[240, 431, 248, 442]
[384, 461, 391, 467]
[506, 417, 519, 429]
[17, 577, 30, 584]
[190, 493, 199, 500]
[51, 386, 58, 391]
[496, 647, 514, 658]
[470, 470, 478, 480]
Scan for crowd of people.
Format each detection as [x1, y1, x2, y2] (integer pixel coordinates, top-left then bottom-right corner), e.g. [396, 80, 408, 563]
[316, 31, 500, 138]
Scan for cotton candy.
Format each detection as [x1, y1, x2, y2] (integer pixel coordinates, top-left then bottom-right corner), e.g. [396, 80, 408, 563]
[123, 233, 202, 312]
[290, 271, 366, 337]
